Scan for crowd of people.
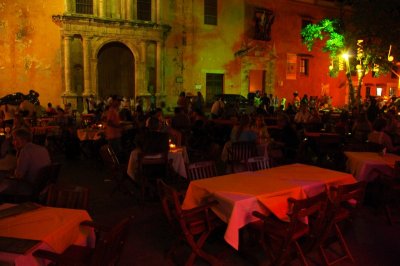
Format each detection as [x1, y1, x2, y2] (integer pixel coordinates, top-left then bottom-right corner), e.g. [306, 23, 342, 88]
[1, 89, 400, 199]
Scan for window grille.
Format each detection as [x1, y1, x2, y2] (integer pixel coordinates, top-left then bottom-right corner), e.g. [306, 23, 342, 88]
[137, 0, 152, 21]
[204, 0, 217, 25]
[76, 0, 93, 14]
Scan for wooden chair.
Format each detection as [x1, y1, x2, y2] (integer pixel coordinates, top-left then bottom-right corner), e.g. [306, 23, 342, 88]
[157, 179, 222, 265]
[186, 160, 217, 181]
[318, 181, 366, 265]
[246, 156, 270, 171]
[227, 141, 257, 173]
[99, 144, 133, 196]
[379, 163, 400, 225]
[33, 216, 133, 266]
[0, 163, 55, 204]
[251, 191, 328, 266]
[46, 184, 89, 210]
[137, 151, 169, 201]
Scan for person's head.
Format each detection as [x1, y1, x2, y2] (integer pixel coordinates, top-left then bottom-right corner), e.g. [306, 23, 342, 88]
[372, 118, 387, 131]
[179, 91, 186, 97]
[12, 128, 32, 149]
[47, 102, 52, 108]
[146, 116, 160, 131]
[255, 115, 265, 127]
[111, 95, 121, 108]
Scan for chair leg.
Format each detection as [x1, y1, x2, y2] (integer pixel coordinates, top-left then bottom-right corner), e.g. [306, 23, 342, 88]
[319, 223, 354, 266]
[334, 224, 354, 263]
[185, 231, 219, 266]
[294, 241, 309, 266]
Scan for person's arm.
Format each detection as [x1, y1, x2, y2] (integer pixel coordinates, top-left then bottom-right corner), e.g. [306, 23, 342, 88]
[107, 111, 121, 128]
[14, 150, 29, 180]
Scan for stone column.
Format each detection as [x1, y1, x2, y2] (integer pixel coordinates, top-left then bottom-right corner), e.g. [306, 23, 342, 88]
[132, 0, 137, 20]
[82, 36, 92, 96]
[156, 41, 162, 93]
[155, 0, 160, 23]
[126, 0, 133, 20]
[152, 0, 156, 22]
[63, 35, 73, 95]
[113, 0, 121, 19]
[64, 0, 72, 13]
[98, 0, 106, 17]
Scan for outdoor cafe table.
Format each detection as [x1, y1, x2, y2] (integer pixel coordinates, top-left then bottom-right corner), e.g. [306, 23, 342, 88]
[127, 146, 189, 180]
[182, 163, 356, 250]
[0, 203, 95, 266]
[344, 151, 400, 182]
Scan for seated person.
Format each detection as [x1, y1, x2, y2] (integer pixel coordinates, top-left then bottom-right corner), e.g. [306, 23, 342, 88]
[230, 114, 257, 143]
[250, 115, 270, 144]
[221, 115, 257, 162]
[127, 117, 169, 179]
[368, 118, 400, 153]
[0, 128, 51, 195]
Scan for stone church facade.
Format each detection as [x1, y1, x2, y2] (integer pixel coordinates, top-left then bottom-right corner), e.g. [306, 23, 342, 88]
[0, 0, 397, 111]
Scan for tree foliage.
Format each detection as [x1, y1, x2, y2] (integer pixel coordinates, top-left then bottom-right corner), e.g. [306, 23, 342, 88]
[300, 0, 400, 107]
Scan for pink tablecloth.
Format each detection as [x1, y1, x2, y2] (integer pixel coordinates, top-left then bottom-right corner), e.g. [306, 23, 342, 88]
[344, 151, 400, 182]
[0, 204, 95, 266]
[182, 163, 355, 250]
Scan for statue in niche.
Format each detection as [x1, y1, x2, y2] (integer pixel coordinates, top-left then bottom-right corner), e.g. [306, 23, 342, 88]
[254, 9, 275, 41]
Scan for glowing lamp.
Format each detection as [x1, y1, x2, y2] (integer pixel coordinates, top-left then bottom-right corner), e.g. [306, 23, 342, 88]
[342, 52, 349, 61]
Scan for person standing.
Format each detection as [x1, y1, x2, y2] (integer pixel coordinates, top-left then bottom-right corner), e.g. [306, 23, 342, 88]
[105, 95, 123, 157]
[210, 96, 225, 119]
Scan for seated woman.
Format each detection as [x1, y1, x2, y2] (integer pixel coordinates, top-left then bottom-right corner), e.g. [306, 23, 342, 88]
[221, 115, 257, 162]
[368, 118, 400, 153]
[230, 114, 257, 143]
[250, 115, 270, 144]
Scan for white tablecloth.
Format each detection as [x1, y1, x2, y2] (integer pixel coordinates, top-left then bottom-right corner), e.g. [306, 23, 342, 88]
[344, 151, 400, 182]
[182, 163, 356, 250]
[0, 204, 95, 266]
[127, 147, 189, 180]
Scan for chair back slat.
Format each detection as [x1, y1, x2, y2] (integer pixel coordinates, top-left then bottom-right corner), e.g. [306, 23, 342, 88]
[46, 184, 89, 210]
[247, 156, 270, 171]
[228, 141, 257, 162]
[187, 161, 217, 181]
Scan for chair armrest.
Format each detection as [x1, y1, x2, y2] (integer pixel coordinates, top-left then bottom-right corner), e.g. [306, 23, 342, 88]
[181, 200, 218, 217]
[80, 220, 111, 232]
[32, 249, 61, 262]
[252, 211, 268, 220]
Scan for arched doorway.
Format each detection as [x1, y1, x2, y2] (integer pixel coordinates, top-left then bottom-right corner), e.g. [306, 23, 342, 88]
[97, 42, 135, 99]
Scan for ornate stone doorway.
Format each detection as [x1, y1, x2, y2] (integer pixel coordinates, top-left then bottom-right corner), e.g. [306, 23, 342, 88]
[97, 42, 135, 99]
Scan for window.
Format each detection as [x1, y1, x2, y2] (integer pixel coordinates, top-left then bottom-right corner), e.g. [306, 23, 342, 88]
[204, 0, 217, 25]
[301, 19, 312, 40]
[137, 0, 152, 21]
[299, 58, 309, 76]
[206, 73, 224, 105]
[76, 0, 93, 14]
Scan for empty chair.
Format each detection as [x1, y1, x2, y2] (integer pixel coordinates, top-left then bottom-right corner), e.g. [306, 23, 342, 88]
[186, 160, 217, 181]
[251, 191, 328, 266]
[246, 156, 270, 171]
[99, 144, 132, 196]
[137, 151, 169, 201]
[318, 181, 366, 265]
[226, 141, 257, 173]
[33, 216, 133, 266]
[157, 179, 222, 265]
[46, 184, 89, 210]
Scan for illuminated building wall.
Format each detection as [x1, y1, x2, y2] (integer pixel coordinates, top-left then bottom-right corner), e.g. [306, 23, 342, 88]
[0, 0, 396, 111]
